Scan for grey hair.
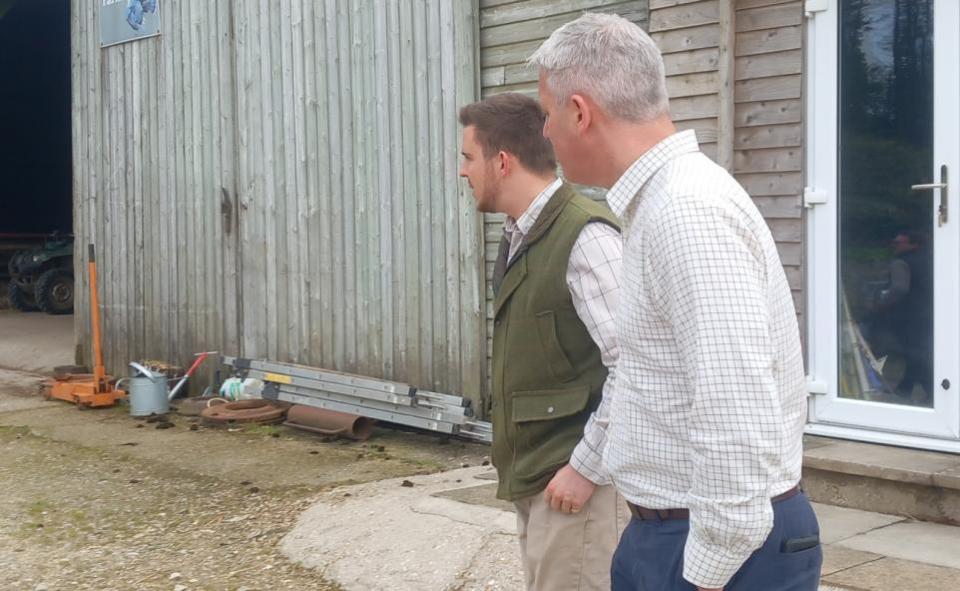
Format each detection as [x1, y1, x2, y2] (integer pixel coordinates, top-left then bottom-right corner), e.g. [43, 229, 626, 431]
[528, 13, 669, 123]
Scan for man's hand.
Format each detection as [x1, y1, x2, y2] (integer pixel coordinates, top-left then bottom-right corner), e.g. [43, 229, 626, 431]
[543, 464, 596, 514]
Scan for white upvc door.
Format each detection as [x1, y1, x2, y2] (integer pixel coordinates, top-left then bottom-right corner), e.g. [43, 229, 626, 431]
[806, 0, 960, 449]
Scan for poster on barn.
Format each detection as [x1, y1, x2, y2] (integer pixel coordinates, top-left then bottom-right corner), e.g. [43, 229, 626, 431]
[100, 0, 160, 47]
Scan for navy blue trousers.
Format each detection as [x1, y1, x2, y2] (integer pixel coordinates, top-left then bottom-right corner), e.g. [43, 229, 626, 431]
[611, 492, 822, 591]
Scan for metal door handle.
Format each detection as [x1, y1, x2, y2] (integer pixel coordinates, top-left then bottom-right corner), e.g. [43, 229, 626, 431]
[911, 164, 948, 226]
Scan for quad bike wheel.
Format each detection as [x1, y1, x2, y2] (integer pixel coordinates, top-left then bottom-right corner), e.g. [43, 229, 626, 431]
[7, 281, 38, 312]
[36, 269, 74, 315]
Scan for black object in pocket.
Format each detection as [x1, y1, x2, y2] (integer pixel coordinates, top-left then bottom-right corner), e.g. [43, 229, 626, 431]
[781, 535, 820, 553]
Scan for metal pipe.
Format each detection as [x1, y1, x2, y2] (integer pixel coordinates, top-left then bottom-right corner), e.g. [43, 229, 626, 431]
[284, 405, 375, 441]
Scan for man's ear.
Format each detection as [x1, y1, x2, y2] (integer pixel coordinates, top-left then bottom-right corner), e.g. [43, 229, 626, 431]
[497, 150, 510, 177]
[570, 93, 592, 135]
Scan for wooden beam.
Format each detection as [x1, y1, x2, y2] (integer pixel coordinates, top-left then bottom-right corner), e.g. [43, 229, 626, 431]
[717, 0, 735, 171]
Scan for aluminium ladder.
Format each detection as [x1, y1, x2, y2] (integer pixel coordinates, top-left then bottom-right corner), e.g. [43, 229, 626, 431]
[222, 356, 493, 443]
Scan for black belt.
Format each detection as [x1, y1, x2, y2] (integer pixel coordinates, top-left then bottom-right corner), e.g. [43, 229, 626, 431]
[627, 484, 802, 521]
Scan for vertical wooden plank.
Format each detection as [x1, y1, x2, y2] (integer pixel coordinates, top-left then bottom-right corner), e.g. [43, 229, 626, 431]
[364, 0, 379, 377]
[362, 2, 380, 377]
[253, 0, 273, 359]
[258, 0, 274, 359]
[199, 0, 215, 371]
[173, 0, 188, 364]
[369, 1, 382, 377]
[70, 0, 85, 364]
[203, 0, 222, 378]
[90, 0, 101, 366]
[350, 0, 371, 376]
[314, 0, 335, 367]
[74, 0, 85, 365]
[374, 2, 394, 377]
[301, 0, 320, 366]
[178, 0, 190, 362]
[235, 0, 256, 359]
[221, 0, 240, 363]
[717, 0, 735, 171]
[96, 43, 109, 369]
[142, 33, 155, 361]
[131, 38, 145, 364]
[386, 0, 406, 381]
[399, 0, 422, 385]
[205, 0, 221, 359]
[429, 0, 446, 390]
[440, 0, 461, 392]
[158, 0, 174, 363]
[268, 0, 287, 361]
[120, 42, 131, 368]
[127, 39, 136, 364]
[291, 0, 311, 363]
[188, 0, 203, 365]
[236, 0, 252, 357]
[340, 0, 358, 371]
[180, 0, 193, 367]
[165, 1, 178, 366]
[107, 46, 122, 372]
[455, 0, 483, 403]
[324, 0, 345, 369]
[155, 22, 168, 360]
[416, 0, 436, 387]
[278, 0, 299, 362]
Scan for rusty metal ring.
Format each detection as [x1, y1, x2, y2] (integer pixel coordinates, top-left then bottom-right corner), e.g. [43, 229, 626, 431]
[200, 399, 287, 425]
[176, 396, 229, 417]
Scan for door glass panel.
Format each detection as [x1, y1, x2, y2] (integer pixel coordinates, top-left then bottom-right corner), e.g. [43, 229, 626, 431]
[838, 0, 934, 407]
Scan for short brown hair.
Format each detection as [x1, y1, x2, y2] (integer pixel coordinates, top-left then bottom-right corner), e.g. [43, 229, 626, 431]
[458, 93, 557, 175]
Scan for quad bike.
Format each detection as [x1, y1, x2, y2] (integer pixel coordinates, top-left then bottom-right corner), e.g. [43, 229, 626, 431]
[7, 233, 74, 314]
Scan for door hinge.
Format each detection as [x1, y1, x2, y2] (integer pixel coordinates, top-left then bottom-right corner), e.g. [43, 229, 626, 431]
[807, 379, 828, 396]
[805, 0, 828, 17]
[803, 187, 828, 208]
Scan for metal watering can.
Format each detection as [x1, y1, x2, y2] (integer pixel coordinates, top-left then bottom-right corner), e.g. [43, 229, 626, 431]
[118, 362, 170, 417]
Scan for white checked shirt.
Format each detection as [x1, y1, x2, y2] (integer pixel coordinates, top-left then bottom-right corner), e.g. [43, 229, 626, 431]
[601, 131, 807, 588]
[504, 178, 622, 482]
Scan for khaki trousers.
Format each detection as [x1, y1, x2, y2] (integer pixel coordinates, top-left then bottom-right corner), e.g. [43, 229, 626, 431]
[514, 484, 628, 591]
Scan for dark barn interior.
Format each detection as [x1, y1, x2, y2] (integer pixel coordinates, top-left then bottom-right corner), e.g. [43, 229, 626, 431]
[0, 0, 72, 236]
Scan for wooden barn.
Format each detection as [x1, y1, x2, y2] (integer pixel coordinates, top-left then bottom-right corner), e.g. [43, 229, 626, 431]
[69, 0, 960, 452]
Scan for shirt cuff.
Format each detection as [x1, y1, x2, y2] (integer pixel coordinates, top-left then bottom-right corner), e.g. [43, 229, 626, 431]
[569, 439, 611, 486]
[682, 530, 751, 589]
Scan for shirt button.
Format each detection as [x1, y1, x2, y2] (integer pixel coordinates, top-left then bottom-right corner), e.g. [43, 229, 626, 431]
[547, 406, 555, 414]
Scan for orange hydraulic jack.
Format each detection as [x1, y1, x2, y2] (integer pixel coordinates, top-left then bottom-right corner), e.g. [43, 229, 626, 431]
[47, 245, 126, 408]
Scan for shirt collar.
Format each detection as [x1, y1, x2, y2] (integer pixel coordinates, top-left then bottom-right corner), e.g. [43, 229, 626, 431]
[504, 177, 562, 236]
[605, 130, 700, 218]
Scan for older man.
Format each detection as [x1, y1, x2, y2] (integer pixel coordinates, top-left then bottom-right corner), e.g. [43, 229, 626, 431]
[529, 13, 821, 591]
[458, 92, 626, 590]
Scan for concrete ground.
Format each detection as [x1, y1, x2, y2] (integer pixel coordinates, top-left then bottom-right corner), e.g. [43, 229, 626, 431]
[0, 311, 492, 590]
[283, 470, 960, 591]
[0, 310, 75, 373]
